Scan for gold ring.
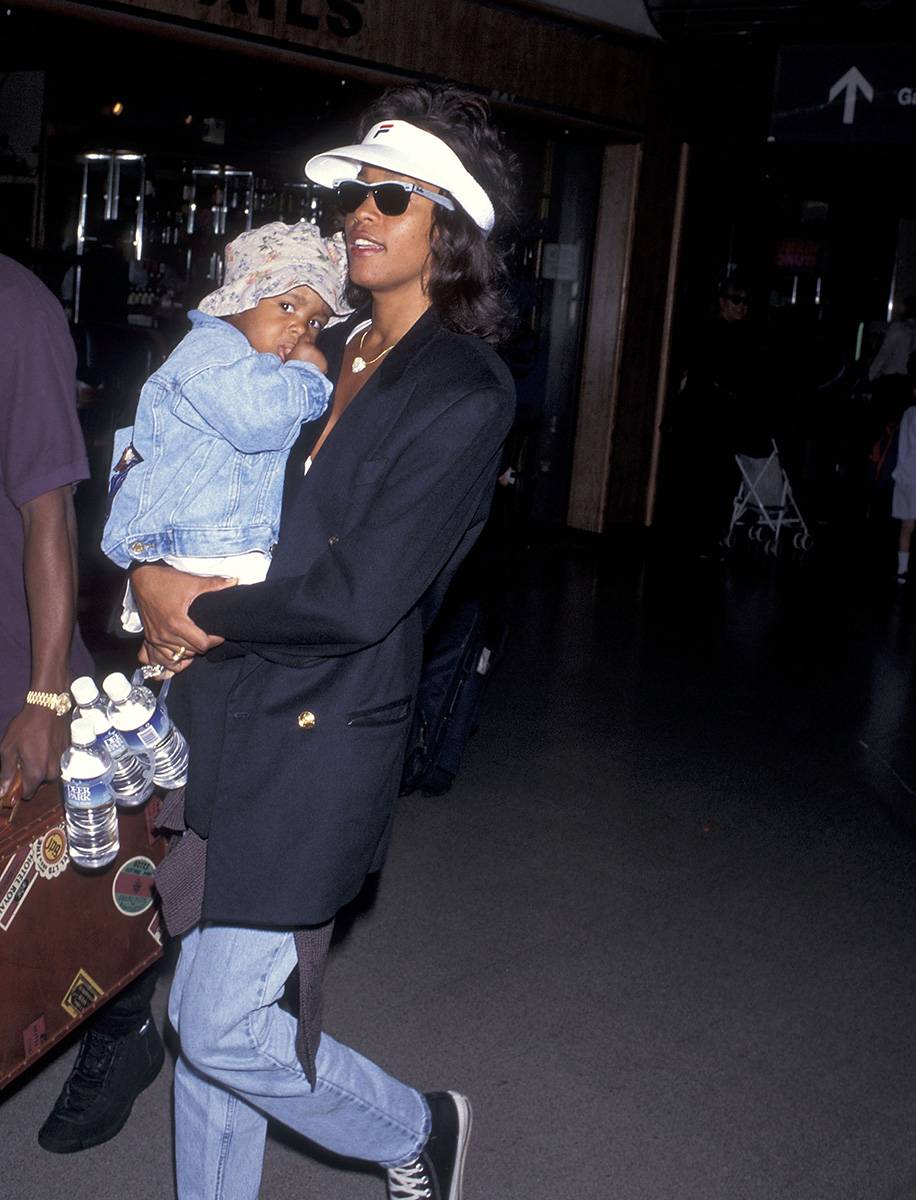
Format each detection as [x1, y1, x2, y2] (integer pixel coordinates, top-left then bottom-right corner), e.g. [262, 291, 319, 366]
[170, 646, 189, 663]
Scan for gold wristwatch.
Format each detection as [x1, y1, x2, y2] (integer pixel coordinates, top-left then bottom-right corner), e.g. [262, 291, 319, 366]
[26, 690, 72, 717]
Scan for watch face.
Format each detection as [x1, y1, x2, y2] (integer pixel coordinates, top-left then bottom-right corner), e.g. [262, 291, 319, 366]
[55, 694, 72, 716]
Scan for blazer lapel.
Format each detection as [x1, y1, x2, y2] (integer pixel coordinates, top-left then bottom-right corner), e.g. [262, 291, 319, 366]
[292, 307, 444, 491]
[337, 306, 444, 450]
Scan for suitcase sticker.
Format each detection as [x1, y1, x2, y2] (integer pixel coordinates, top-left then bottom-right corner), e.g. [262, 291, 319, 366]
[0, 843, 39, 932]
[112, 856, 156, 917]
[61, 968, 105, 1019]
[34, 826, 68, 879]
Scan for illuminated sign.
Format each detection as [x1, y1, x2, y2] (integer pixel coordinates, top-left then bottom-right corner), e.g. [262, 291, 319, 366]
[772, 46, 916, 144]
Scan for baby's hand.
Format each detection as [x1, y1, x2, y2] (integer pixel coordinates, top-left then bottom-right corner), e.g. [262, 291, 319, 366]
[288, 338, 328, 375]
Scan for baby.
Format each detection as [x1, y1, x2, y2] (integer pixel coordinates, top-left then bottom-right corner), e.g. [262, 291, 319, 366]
[102, 221, 349, 627]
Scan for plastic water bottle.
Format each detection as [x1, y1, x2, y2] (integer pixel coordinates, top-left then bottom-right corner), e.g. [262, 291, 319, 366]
[70, 675, 106, 715]
[102, 671, 189, 789]
[62, 717, 119, 870]
[84, 707, 155, 809]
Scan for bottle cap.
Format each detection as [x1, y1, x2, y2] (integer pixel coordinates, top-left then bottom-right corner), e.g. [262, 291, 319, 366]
[102, 672, 131, 702]
[71, 676, 99, 706]
[70, 717, 95, 746]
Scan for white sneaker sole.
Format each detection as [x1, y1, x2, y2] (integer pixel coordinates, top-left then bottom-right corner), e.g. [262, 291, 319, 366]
[446, 1092, 473, 1200]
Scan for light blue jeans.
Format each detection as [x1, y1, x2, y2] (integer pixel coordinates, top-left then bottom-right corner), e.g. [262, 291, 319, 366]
[169, 923, 430, 1199]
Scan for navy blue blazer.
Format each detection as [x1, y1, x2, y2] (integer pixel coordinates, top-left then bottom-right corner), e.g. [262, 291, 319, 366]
[168, 307, 515, 927]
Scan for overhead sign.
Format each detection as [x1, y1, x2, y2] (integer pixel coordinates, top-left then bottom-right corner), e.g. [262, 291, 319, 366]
[771, 46, 916, 144]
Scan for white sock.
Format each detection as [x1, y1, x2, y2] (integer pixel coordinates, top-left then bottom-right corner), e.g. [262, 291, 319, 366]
[899, 551, 909, 575]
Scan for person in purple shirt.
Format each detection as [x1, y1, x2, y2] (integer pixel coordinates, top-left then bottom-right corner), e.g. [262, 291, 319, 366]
[0, 253, 163, 1153]
[0, 254, 92, 790]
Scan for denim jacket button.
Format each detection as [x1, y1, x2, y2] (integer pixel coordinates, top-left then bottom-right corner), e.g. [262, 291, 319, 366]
[297, 710, 317, 730]
[129, 540, 146, 554]
[328, 535, 339, 546]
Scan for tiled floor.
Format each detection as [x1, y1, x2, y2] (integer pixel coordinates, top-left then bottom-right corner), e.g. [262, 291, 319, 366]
[4, 537, 916, 1199]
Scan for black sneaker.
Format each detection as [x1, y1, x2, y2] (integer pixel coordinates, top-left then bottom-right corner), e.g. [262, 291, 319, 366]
[38, 1017, 165, 1153]
[386, 1091, 472, 1200]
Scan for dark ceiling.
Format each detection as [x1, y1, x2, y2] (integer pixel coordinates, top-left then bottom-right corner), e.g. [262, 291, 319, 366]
[644, 0, 916, 42]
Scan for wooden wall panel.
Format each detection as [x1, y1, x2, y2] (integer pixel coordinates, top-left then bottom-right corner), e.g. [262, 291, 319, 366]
[643, 142, 689, 526]
[26, 0, 657, 130]
[605, 129, 684, 525]
[566, 143, 641, 533]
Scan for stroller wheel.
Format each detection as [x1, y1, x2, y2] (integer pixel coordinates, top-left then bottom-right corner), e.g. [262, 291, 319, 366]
[764, 534, 779, 557]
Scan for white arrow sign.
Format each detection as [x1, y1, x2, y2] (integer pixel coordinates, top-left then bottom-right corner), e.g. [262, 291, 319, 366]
[828, 66, 874, 125]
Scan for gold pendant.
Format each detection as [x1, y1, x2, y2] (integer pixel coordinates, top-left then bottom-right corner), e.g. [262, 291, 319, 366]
[351, 356, 367, 373]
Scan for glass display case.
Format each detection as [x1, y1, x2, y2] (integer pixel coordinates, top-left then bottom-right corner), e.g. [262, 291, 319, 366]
[71, 152, 330, 334]
[72, 150, 145, 325]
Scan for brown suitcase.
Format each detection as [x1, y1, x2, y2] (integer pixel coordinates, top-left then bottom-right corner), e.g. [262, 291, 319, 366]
[0, 776, 165, 1088]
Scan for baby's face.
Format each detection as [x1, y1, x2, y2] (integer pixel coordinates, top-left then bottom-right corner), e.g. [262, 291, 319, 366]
[230, 286, 333, 361]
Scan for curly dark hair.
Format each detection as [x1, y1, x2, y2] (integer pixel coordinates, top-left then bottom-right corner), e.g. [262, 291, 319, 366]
[349, 83, 517, 345]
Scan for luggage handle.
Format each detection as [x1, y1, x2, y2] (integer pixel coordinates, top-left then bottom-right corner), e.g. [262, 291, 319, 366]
[0, 766, 24, 824]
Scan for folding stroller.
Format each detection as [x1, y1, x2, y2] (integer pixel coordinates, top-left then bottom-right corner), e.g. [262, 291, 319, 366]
[726, 439, 812, 554]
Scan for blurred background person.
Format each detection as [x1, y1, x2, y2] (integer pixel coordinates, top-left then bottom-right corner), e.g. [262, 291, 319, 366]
[668, 276, 773, 558]
[869, 295, 916, 431]
[890, 352, 916, 583]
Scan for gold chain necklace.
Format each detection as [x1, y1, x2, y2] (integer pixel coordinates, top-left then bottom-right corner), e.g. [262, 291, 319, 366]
[351, 326, 397, 374]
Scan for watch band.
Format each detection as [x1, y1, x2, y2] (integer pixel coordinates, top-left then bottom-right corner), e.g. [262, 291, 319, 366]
[26, 690, 72, 717]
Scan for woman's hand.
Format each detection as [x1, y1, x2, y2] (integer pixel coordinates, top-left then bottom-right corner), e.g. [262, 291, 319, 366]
[131, 564, 236, 669]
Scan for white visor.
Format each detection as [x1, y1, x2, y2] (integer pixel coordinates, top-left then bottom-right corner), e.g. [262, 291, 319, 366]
[305, 119, 495, 235]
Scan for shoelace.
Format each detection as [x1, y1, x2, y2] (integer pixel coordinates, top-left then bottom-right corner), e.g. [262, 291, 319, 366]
[386, 1158, 433, 1200]
[59, 1030, 119, 1114]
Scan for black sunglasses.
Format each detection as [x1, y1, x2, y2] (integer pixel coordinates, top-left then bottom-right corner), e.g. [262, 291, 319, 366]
[333, 179, 455, 218]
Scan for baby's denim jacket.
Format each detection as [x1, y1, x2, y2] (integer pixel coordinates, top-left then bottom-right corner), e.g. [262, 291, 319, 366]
[102, 310, 330, 569]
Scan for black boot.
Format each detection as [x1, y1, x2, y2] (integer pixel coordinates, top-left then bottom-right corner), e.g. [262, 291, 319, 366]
[38, 1017, 164, 1153]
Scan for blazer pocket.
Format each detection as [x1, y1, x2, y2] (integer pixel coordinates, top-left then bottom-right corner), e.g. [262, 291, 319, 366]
[346, 696, 412, 727]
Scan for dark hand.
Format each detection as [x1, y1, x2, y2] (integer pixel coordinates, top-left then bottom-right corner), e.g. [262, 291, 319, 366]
[288, 338, 328, 375]
[0, 706, 69, 799]
[130, 563, 234, 669]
